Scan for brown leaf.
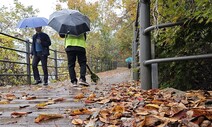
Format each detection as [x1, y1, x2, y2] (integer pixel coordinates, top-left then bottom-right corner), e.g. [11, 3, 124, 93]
[192, 108, 212, 120]
[112, 105, 125, 113]
[170, 103, 187, 116]
[34, 113, 63, 123]
[26, 96, 37, 100]
[11, 111, 32, 118]
[74, 93, 84, 99]
[72, 118, 83, 125]
[141, 115, 161, 126]
[99, 110, 110, 119]
[97, 98, 110, 104]
[87, 93, 96, 100]
[84, 99, 95, 103]
[53, 97, 65, 102]
[99, 116, 109, 123]
[4, 93, 16, 100]
[70, 108, 92, 116]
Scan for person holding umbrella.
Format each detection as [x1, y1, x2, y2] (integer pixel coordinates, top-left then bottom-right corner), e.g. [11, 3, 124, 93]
[48, 9, 90, 87]
[30, 27, 51, 85]
[17, 17, 51, 86]
[59, 33, 89, 87]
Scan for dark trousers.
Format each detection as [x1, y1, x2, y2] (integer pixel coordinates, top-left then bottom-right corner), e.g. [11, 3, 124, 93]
[66, 50, 87, 83]
[32, 53, 48, 83]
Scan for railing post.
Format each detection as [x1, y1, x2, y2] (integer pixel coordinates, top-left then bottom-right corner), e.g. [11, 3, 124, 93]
[132, 22, 139, 81]
[26, 39, 31, 84]
[139, 0, 152, 90]
[54, 50, 58, 80]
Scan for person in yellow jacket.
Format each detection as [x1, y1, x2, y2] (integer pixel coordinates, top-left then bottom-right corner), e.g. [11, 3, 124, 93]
[60, 33, 89, 87]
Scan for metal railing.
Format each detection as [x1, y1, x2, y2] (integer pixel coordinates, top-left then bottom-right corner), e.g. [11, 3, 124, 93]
[132, 0, 212, 90]
[0, 32, 118, 85]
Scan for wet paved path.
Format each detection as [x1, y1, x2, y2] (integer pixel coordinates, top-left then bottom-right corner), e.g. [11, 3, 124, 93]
[0, 67, 131, 127]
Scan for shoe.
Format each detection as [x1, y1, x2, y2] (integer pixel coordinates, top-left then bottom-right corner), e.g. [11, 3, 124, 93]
[33, 80, 42, 85]
[72, 81, 78, 87]
[43, 82, 48, 86]
[79, 79, 89, 86]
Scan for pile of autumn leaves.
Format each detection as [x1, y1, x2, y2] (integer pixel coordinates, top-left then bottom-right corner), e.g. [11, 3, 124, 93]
[69, 82, 212, 126]
[1, 82, 212, 126]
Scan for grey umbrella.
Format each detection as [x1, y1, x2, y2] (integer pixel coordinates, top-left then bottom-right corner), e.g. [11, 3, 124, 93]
[48, 9, 90, 36]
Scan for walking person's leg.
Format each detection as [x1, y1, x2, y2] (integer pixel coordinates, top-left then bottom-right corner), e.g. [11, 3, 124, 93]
[77, 50, 89, 86]
[41, 55, 48, 85]
[32, 55, 42, 84]
[66, 51, 77, 85]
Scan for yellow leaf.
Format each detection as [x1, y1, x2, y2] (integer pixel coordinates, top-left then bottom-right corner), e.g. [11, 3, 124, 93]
[36, 102, 48, 108]
[0, 100, 10, 104]
[145, 104, 160, 109]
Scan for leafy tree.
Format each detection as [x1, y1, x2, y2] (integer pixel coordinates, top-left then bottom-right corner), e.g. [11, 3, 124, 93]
[151, 0, 212, 90]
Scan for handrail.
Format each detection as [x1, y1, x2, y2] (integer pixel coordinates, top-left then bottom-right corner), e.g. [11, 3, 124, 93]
[0, 32, 27, 42]
[144, 54, 212, 65]
[143, 21, 184, 34]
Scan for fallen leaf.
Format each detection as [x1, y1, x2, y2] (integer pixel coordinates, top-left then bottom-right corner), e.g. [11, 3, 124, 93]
[4, 93, 16, 100]
[145, 104, 160, 109]
[97, 98, 110, 104]
[99, 116, 109, 123]
[141, 115, 162, 126]
[87, 93, 96, 100]
[53, 97, 65, 102]
[36, 102, 48, 109]
[74, 93, 84, 99]
[26, 96, 37, 100]
[85, 118, 98, 127]
[72, 118, 83, 125]
[11, 111, 32, 118]
[34, 113, 63, 123]
[70, 108, 92, 116]
[0, 100, 10, 104]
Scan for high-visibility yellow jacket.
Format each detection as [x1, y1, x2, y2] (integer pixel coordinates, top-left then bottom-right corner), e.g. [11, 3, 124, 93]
[65, 34, 86, 48]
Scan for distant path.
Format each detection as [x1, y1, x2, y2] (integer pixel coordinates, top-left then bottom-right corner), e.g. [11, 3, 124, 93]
[92, 67, 131, 84]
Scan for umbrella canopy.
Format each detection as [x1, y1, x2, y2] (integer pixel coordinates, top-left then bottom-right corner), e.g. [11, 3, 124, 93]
[17, 17, 48, 28]
[48, 9, 90, 36]
[125, 57, 133, 63]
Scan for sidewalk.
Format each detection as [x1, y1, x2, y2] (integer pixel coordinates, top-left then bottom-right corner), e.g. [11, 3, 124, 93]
[0, 67, 131, 127]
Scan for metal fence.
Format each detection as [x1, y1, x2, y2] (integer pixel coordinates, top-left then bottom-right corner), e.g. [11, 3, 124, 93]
[0, 32, 118, 85]
[132, 0, 212, 90]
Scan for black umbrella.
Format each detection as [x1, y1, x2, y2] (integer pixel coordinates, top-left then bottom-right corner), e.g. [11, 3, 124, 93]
[48, 9, 90, 36]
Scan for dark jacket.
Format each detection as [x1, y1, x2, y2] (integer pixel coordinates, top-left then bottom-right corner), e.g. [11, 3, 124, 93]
[31, 32, 51, 56]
